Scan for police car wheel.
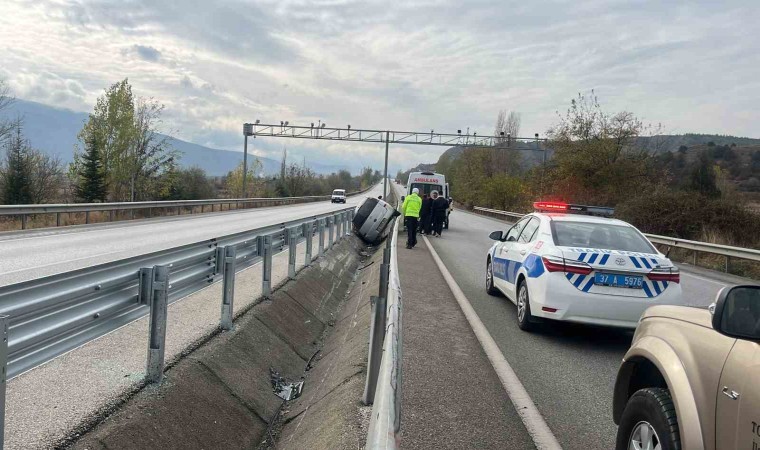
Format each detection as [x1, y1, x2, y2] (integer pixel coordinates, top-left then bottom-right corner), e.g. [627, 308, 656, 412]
[486, 259, 499, 296]
[516, 281, 534, 331]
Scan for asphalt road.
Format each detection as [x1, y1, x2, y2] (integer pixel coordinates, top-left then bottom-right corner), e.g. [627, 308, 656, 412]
[421, 206, 745, 450]
[0, 184, 382, 286]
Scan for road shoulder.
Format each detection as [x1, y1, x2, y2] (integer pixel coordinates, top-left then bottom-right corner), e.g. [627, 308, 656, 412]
[397, 229, 534, 449]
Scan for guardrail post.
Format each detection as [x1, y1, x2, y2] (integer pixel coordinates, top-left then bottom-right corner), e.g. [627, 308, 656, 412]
[262, 234, 273, 297]
[0, 315, 8, 447]
[21, 214, 27, 230]
[693, 250, 698, 266]
[336, 213, 343, 241]
[363, 294, 387, 405]
[327, 216, 334, 249]
[221, 246, 237, 330]
[318, 219, 325, 257]
[146, 265, 170, 383]
[288, 227, 298, 280]
[378, 260, 390, 311]
[346, 211, 352, 235]
[725, 256, 730, 273]
[139, 267, 154, 305]
[109, 210, 114, 222]
[304, 221, 314, 266]
[85, 211, 90, 224]
[56, 212, 61, 227]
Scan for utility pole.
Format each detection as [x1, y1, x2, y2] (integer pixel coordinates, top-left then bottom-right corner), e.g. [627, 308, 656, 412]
[383, 131, 389, 199]
[243, 123, 252, 198]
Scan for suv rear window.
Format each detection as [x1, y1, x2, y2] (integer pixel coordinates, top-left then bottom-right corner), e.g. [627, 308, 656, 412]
[551, 221, 655, 253]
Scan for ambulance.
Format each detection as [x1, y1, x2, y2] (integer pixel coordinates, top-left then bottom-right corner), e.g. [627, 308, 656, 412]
[406, 171, 452, 228]
[406, 171, 448, 198]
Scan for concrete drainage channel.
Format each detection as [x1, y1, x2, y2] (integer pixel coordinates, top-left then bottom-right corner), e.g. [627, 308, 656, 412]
[64, 235, 384, 450]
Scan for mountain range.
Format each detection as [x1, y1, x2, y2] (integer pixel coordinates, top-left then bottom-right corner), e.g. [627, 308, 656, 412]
[1, 99, 350, 176]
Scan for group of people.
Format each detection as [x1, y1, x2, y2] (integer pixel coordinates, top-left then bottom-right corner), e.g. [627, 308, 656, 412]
[400, 188, 449, 249]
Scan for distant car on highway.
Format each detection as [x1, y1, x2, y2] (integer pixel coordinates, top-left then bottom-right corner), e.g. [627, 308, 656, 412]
[331, 189, 346, 203]
[613, 285, 760, 450]
[486, 201, 682, 330]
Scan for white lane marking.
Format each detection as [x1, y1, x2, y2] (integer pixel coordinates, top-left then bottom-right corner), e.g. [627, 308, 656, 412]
[0, 250, 129, 277]
[422, 235, 563, 450]
[680, 271, 729, 287]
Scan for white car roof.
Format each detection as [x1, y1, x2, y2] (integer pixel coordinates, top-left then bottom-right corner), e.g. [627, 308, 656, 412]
[532, 212, 631, 227]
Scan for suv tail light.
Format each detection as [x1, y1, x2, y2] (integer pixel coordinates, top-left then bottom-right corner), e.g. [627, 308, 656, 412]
[648, 267, 680, 283]
[542, 255, 593, 275]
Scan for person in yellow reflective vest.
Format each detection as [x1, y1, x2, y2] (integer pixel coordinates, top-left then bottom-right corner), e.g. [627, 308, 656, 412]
[401, 188, 422, 249]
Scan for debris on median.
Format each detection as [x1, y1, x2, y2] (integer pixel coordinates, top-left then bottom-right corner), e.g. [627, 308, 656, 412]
[270, 368, 304, 401]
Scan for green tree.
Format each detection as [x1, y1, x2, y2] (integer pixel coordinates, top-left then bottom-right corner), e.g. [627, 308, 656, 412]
[163, 166, 215, 200]
[74, 133, 107, 202]
[752, 151, 760, 170]
[126, 98, 177, 201]
[74, 79, 135, 200]
[225, 159, 262, 197]
[483, 174, 525, 210]
[359, 166, 374, 189]
[2, 120, 32, 204]
[0, 79, 13, 144]
[74, 79, 176, 201]
[544, 91, 659, 204]
[689, 150, 720, 198]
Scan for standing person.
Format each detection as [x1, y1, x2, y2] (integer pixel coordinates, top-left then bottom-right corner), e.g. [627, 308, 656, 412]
[419, 193, 432, 235]
[401, 188, 422, 249]
[400, 196, 406, 230]
[431, 190, 449, 237]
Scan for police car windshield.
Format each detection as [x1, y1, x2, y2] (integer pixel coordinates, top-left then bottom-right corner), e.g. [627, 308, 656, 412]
[410, 183, 442, 196]
[551, 221, 656, 253]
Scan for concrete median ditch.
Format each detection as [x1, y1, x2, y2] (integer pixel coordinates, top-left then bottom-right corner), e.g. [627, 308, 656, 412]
[65, 235, 383, 450]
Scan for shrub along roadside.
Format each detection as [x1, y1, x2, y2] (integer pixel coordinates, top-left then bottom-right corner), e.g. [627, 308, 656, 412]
[615, 189, 760, 249]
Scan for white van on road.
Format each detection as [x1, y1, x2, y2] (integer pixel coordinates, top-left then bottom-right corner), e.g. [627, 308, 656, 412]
[331, 189, 347, 203]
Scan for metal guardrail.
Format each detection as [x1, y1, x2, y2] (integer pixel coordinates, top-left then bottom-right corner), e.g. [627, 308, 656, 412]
[0, 205, 358, 448]
[0, 187, 372, 230]
[365, 210, 402, 449]
[473, 206, 760, 272]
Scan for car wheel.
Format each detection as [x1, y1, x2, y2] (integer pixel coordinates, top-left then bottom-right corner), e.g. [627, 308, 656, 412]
[616, 388, 681, 450]
[486, 259, 499, 296]
[516, 280, 534, 331]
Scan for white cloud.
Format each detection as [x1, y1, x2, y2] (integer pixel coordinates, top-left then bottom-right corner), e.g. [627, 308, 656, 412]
[1, 0, 759, 173]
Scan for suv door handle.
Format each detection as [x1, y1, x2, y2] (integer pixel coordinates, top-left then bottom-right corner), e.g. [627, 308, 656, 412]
[722, 386, 740, 400]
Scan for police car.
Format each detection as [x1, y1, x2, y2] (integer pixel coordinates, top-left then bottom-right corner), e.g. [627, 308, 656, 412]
[485, 201, 682, 331]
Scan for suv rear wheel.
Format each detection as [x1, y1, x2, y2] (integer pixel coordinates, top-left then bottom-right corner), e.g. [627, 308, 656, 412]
[616, 388, 681, 450]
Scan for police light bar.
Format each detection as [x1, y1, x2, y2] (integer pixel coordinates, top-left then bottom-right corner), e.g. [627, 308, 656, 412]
[533, 201, 615, 217]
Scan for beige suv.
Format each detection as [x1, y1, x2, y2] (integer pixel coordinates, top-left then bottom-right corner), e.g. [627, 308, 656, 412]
[613, 285, 760, 450]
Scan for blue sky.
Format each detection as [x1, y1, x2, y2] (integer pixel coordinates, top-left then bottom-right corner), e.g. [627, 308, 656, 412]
[1, 0, 758, 173]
